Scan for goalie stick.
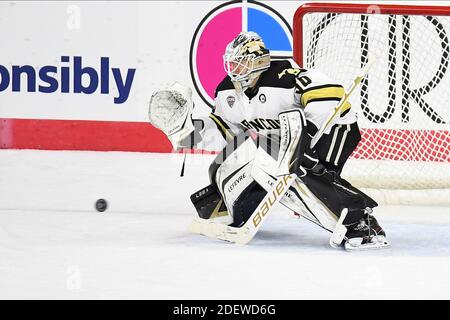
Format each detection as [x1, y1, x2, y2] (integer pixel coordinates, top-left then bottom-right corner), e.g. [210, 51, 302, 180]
[189, 173, 297, 244]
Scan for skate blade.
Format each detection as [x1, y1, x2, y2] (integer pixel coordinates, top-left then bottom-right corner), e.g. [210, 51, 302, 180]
[344, 236, 390, 251]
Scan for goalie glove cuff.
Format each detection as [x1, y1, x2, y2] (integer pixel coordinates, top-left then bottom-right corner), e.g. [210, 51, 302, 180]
[177, 119, 204, 149]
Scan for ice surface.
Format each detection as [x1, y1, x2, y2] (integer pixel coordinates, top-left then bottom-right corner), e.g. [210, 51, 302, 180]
[1, 150, 450, 299]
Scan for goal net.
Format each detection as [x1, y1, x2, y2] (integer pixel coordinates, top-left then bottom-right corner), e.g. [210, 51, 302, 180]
[294, 3, 450, 204]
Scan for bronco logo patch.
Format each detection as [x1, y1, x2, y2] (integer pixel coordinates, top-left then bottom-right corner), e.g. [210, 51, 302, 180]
[227, 96, 236, 108]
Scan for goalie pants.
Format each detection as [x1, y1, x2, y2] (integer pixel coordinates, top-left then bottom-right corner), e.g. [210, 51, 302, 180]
[313, 122, 361, 176]
[306, 121, 378, 222]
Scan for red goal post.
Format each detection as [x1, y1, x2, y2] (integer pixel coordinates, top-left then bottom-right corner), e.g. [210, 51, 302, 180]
[293, 3, 450, 204]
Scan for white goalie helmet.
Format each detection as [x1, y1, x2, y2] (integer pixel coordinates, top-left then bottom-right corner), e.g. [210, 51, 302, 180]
[223, 31, 271, 91]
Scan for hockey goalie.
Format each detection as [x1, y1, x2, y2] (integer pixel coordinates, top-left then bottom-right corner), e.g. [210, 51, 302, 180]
[149, 31, 390, 251]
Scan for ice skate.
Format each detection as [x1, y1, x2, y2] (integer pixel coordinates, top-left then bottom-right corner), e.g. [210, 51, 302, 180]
[343, 210, 390, 251]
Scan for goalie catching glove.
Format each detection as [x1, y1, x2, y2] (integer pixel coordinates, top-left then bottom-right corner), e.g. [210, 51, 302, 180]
[148, 83, 199, 150]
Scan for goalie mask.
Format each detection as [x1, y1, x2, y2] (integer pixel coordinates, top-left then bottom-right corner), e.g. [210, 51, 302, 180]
[223, 31, 270, 92]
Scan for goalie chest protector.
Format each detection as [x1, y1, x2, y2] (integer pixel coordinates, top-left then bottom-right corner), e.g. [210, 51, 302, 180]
[213, 59, 355, 137]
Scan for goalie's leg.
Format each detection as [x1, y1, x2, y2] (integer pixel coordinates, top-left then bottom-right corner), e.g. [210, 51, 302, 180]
[301, 170, 389, 250]
[282, 111, 388, 250]
[306, 122, 387, 249]
[313, 121, 377, 208]
[189, 131, 297, 244]
[313, 121, 361, 176]
[191, 132, 267, 228]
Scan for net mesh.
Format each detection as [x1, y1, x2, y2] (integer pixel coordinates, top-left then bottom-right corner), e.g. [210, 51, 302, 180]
[300, 10, 450, 189]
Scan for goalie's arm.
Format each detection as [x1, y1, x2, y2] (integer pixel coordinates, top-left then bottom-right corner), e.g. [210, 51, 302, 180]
[294, 69, 352, 138]
[293, 61, 374, 148]
[148, 83, 241, 151]
[178, 112, 244, 151]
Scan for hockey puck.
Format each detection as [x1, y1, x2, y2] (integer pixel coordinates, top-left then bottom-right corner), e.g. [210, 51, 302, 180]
[95, 199, 108, 212]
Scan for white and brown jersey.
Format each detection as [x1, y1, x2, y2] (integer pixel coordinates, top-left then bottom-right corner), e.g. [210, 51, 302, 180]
[202, 60, 357, 149]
